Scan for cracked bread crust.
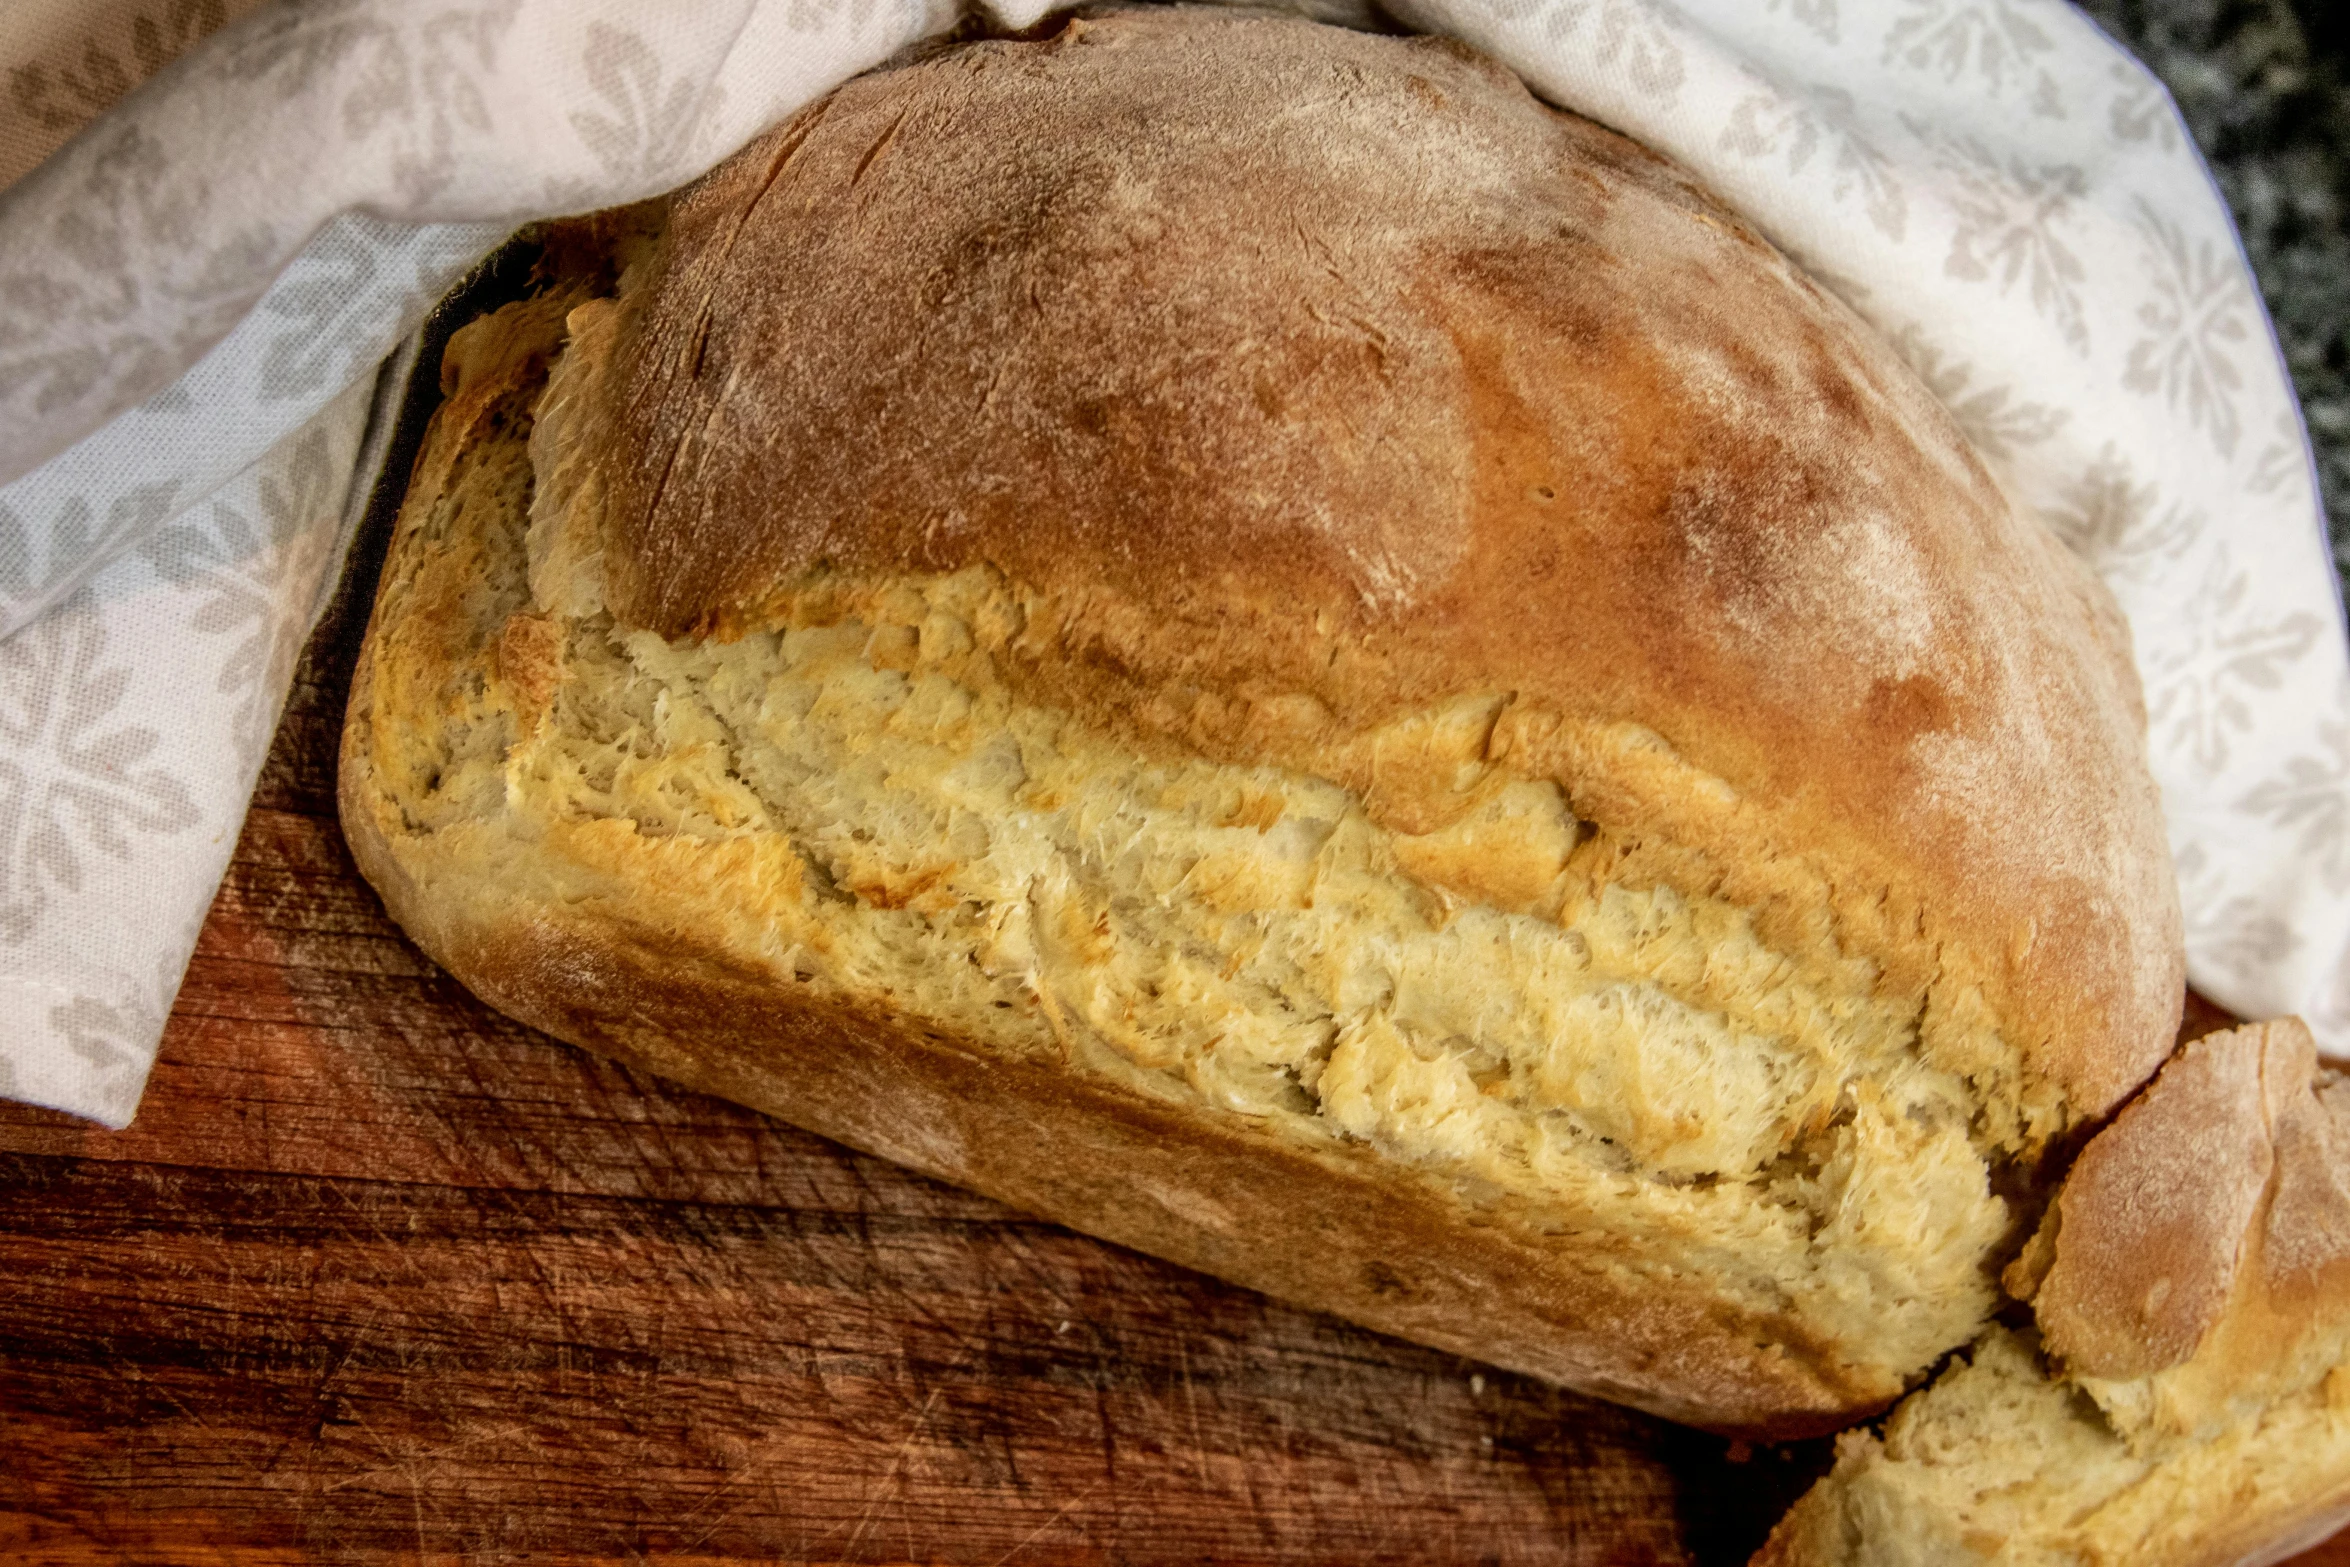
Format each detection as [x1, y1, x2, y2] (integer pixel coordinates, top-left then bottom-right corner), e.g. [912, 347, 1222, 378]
[1752, 1324, 2350, 1567]
[342, 8, 2183, 1440]
[561, 5, 2182, 1125]
[344, 307, 1915, 1436]
[1759, 1021, 2350, 1566]
[2017, 1018, 2350, 1446]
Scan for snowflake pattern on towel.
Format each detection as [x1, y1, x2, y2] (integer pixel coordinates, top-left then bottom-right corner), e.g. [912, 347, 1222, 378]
[568, 22, 721, 186]
[2175, 841, 2303, 978]
[2038, 445, 2198, 584]
[2105, 56, 2182, 154]
[44, 940, 202, 1127]
[0, 375, 370, 1125]
[8, 3, 228, 124]
[1907, 121, 2092, 354]
[140, 426, 351, 764]
[1880, 0, 2065, 116]
[2242, 707, 2350, 900]
[1537, 0, 1688, 99]
[1718, 75, 1908, 241]
[2124, 196, 2257, 459]
[1880, 323, 2070, 461]
[2143, 540, 2326, 777]
[1763, 0, 1838, 45]
[0, 0, 247, 186]
[0, 595, 201, 946]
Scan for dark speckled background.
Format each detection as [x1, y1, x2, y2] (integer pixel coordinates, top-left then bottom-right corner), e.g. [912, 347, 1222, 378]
[2074, 0, 2350, 594]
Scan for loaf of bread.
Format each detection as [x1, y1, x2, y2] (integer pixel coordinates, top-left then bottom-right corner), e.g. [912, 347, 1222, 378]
[339, 5, 2185, 1439]
[1757, 1018, 2350, 1565]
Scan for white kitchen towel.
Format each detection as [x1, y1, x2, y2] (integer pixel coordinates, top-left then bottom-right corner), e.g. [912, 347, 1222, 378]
[0, 375, 375, 1121]
[2, 0, 2345, 1126]
[0, 0, 273, 191]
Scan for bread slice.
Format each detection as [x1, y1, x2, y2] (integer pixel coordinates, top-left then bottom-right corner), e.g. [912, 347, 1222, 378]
[339, 7, 2183, 1438]
[1757, 1020, 2350, 1564]
[1754, 1326, 2350, 1567]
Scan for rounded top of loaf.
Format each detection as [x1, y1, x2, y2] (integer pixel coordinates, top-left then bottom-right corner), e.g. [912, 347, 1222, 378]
[546, 5, 2183, 1126]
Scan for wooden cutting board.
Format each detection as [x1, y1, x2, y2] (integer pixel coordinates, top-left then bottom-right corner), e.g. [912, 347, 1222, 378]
[1, 289, 2341, 1564]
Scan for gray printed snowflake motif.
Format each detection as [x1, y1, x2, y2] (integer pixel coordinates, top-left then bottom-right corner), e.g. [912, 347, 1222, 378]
[2145, 544, 2325, 777]
[0, 594, 201, 946]
[1536, 0, 1688, 100]
[2173, 841, 2303, 977]
[1882, 322, 2068, 460]
[569, 23, 718, 186]
[2123, 198, 2254, 458]
[1883, 0, 2064, 116]
[256, 219, 498, 407]
[139, 427, 345, 766]
[1718, 79, 1906, 241]
[0, 480, 181, 637]
[47, 994, 153, 1122]
[2106, 59, 2181, 154]
[5, 0, 230, 134]
[46, 939, 202, 1126]
[782, 0, 896, 40]
[0, 121, 277, 439]
[1763, 0, 1838, 43]
[1908, 122, 2090, 355]
[2247, 406, 2313, 499]
[207, 1, 513, 208]
[2038, 443, 2198, 583]
[2241, 702, 2350, 897]
[255, 219, 384, 401]
[348, 9, 508, 207]
[208, 0, 390, 96]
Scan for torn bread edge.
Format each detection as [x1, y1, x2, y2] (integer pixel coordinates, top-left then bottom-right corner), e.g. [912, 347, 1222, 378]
[1757, 1016, 2350, 1566]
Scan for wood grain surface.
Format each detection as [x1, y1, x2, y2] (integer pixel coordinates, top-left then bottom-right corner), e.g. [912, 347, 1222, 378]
[1, 329, 2343, 1565]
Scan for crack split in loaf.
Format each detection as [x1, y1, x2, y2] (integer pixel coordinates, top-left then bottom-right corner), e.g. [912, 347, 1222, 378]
[1759, 1019, 2350, 1565]
[340, 4, 2184, 1438]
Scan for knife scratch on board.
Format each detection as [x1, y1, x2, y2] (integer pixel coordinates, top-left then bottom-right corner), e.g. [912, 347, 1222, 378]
[838, 1385, 943, 1556]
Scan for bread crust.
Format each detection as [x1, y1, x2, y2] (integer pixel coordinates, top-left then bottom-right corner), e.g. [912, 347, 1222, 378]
[342, 8, 2186, 1441]
[480, 898, 1872, 1433]
[1759, 1023, 2350, 1565]
[572, 5, 2181, 1122]
[2022, 1018, 2350, 1443]
[344, 316, 1883, 1436]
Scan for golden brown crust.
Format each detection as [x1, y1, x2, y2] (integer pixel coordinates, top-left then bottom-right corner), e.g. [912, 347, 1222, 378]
[2025, 1027, 2280, 1378]
[571, 5, 2180, 1123]
[1758, 1023, 2350, 1566]
[1749, 1330, 2350, 1566]
[343, 7, 2190, 1444]
[479, 898, 1875, 1436]
[344, 301, 1893, 1438]
[2025, 1018, 2350, 1440]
